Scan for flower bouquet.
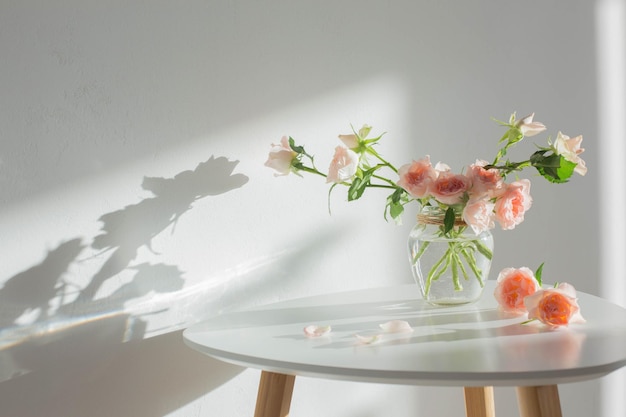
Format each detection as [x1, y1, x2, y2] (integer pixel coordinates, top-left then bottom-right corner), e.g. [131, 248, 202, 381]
[265, 113, 586, 304]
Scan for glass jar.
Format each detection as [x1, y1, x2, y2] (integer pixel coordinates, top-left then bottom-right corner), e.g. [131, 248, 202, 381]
[407, 206, 494, 305]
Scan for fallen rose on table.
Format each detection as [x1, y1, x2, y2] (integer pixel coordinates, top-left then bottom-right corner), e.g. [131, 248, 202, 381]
[493, 264, 585, 328]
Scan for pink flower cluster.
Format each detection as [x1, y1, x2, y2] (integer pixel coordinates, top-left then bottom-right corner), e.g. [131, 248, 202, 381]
[265, 135, 361, 183]
[265, 112, 586, 228]
[397, 157, 532, 233]
[493, 267, 585, 328]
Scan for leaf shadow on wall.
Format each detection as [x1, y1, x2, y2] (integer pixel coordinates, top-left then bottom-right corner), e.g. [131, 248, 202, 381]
[1, 156, 249, 332]
[0, 238, 85, 329]
[0, 156, 251, 417]
[72, 155, 250, 307]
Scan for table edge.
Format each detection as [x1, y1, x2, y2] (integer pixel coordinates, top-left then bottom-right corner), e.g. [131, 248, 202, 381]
[183, 333, 626, 387]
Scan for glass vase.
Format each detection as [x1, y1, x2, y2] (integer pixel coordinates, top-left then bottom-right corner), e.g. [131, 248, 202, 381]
[407, 206, 494, 305]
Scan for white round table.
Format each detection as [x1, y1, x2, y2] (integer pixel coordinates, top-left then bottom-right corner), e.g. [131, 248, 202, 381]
[183, 282, 626, 417]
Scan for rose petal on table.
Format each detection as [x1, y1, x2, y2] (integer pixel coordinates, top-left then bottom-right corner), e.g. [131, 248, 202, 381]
[379, 320, 413, 333]
[304, 325, 332, 337]
[354, 333, 381, 344]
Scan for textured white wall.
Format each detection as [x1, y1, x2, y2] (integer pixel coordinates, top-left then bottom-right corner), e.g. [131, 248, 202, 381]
[0, 1, 619, 417]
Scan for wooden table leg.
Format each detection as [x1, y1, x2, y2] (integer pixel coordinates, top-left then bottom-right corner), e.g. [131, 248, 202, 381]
[516, 385, 562, 417]
[464, 386, 495, 417]
[254, 371, 296, 417]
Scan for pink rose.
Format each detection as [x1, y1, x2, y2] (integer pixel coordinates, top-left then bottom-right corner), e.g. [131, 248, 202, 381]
[397, 156, 437, 199]
[494, 179, 532, 230]
[524, 283, 585, 328]
[515, 113, 547, 137]
[327, 146, 359, 183]
[429, 170, 470, 205]
[466, 159, 504, 199]
[553, 131, 587, 176]
[265, 136, 297, 176]
[493, 267, 540, 314]
[462, 198, 495, 234]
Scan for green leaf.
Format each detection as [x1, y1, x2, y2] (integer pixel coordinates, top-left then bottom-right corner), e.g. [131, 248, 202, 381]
[384, 188, 407, 222]
[498, 131, 510, 144]
[532, 153, 561, 168]
[288, 137, 306, 155]
[534, 154, 574, 183]
[530, 150, 548, 165]
[507, 127, 523, 144]
[390, 187, 404, 203]
[443, 207, 456, 234]
[363, 133, 384, 145]
[389, 201, 404, 220]
[556, 158, 576, 181]
[534, 262, 544, 287]
[347, 167, 376, 201]
[347, 177, 366, 201]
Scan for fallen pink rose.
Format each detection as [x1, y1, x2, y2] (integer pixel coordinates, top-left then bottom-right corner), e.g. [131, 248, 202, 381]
[524, 283, 585, 328]
[493, 267, 540, 314]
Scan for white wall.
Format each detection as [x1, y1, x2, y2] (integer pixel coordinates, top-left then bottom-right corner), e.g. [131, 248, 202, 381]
[0, 1, 622, 416]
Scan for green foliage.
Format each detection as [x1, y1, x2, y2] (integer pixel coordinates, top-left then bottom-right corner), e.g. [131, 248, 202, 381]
[348, 167, 376, 201]
[535, 262, 544, 287]
[475, 240, 493, 261]
[443, 207, 456, 235]
[531, 151, 575, 183]
[385, 188, 406, 222]
[288, 136, 306, 155]
[270, 112, 585, 228]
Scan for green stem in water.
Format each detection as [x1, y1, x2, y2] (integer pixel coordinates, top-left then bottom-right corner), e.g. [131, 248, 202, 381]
[455, 250, 470, 281]
[420, 235, 490, 296]
[412, 240, 431, 264]
[461, 247, 485, 287]
[425, 249, 450, 296]
[450, 247, 462, 291]
[474, 240, 493, 261]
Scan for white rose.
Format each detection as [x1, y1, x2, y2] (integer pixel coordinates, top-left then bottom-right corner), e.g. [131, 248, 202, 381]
[554, 131, 587, 176]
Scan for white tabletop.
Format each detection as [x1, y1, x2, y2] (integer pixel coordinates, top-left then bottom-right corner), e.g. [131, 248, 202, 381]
[183, 282, 626, 387]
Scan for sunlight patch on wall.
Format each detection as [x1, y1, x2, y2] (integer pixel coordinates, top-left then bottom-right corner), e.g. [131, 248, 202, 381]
[0, 74, 409, 345]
